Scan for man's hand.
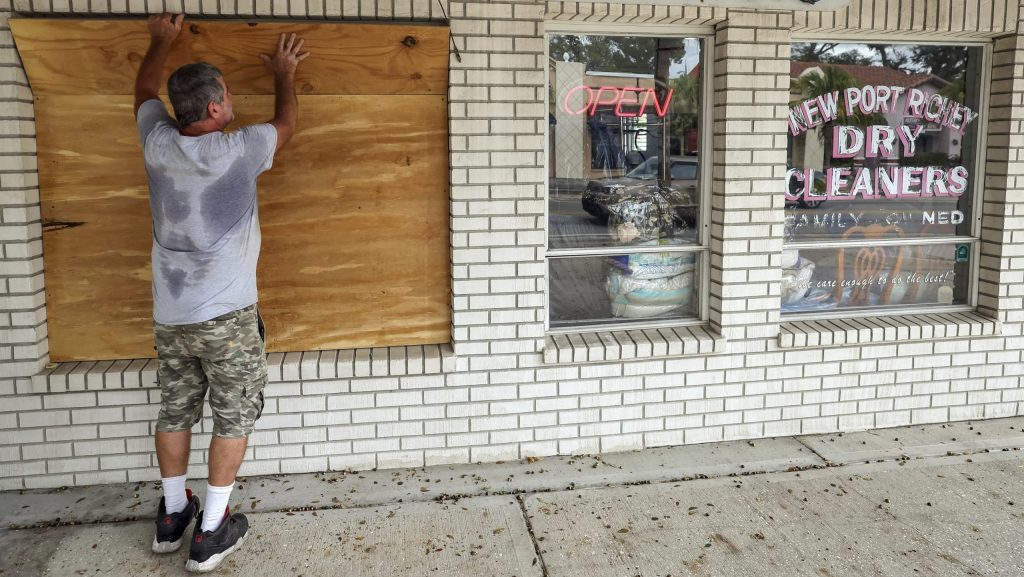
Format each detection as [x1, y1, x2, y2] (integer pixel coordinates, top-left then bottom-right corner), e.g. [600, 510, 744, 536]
[262, 33, 310, 152]
[135, 13, 184, 116]
[259, 33, 310, 78]
[147, 13, 184, 46]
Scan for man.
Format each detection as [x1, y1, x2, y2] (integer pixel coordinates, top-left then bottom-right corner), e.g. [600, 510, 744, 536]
[133, 13, 309, 573]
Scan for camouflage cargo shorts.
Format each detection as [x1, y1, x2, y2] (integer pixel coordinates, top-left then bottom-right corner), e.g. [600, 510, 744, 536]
[154, 305, 267, 438]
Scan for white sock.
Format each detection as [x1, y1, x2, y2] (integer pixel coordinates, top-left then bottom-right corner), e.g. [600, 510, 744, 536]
[161, 474, 188, 514]
[201, 483, 233, 532]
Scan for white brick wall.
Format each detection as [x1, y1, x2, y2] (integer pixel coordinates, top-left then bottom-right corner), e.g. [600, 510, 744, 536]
[1, 0, 1024, 490]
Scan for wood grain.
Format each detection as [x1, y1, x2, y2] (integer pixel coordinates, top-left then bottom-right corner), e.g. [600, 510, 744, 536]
[38, 94, 450, 361]
[11, 19, 449, 96]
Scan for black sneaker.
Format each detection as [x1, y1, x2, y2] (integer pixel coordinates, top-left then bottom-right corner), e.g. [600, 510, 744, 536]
[185, 508, 249, 573]
[152, 489, 200, 553]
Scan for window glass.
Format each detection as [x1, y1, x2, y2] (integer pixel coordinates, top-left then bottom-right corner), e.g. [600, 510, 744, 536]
[547, 34, 704, 330]
[782, 242, 971, 313]
[784, 43, 982, 315]
[550, 251, 702, 328]
[548, 35, 703, 251]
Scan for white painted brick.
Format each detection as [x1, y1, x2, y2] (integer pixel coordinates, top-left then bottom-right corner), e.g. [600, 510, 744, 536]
[125, 436, 156, 455]
[470, 385, 518, 402]
[20, 410, 70, 428]
[705, 410, 742, 426]
[23, 442, 71, 460]
[519, 412, 556, 428]
[97, 390, 149, 405]
[536, 397, 576, 412]
[985, 403, 1018, 418]
[100, 453, 152, 470]
[471, 415, 517, 431]
[912, 407, 949, 424]
[683, 428, 723, 445]
[782, 404, 819, 420]
[622, 418, 664, 434]
[376, 451, 424, 469]
[47, 456, 98, 474]
[73, 439, 125, 456]
[424, 389, 469, 404]
[446, 432, 489, 447]
[71, 406, 124, 424]
[799, 416, 837, 435]
[447, 403, 488, 418]
[950, 405, 986, 420]
[401, 435, 446, 450]
[376, 391, 422, 407]
[838, 414, 874, 430]
[558, 437, 599, 455]
[763, 420, 801, 437]
[424, 448, 470, 467]
[21, 473, 74, 489]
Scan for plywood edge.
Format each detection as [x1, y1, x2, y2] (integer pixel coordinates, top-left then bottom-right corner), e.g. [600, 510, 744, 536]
[11, 18, 450, 96]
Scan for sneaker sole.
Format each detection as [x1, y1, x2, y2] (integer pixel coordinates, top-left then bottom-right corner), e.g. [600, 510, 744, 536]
[151, 536, 184, 554]
[152, 500, 199, 554]
[184, 533, 247, 573]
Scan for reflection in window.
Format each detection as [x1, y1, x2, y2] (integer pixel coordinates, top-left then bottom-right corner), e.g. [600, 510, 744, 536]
[547, 34, 705, 330]
[784, 43, 982, 316]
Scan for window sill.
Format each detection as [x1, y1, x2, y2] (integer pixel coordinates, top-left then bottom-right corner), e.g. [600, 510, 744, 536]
[543, 325, 727, 364]
[778, 311, 1000, 348]
[30, 344, 458, 392]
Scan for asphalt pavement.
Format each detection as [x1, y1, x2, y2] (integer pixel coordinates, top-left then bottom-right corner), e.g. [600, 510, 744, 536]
[2, 416, 1024, 576]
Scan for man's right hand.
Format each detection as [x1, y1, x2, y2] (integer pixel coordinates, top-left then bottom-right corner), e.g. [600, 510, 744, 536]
[260, 33, 310, 78]
[147, 13, 184, 46]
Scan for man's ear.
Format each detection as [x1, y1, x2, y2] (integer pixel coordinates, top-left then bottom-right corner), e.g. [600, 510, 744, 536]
[207, 100, 221, 120]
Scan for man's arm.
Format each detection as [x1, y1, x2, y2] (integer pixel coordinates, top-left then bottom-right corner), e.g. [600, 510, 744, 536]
[134, 13, 184, 117]
[260, 33, 310, 152]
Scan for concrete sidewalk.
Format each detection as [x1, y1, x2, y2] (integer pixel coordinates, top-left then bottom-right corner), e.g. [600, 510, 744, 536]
[2, 417, 1024, 576]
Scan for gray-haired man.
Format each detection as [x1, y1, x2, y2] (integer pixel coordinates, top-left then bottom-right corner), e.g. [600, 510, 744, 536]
[133, 13, 308, 573]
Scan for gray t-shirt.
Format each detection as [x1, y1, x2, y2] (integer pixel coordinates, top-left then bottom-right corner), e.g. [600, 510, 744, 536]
[137, 99, 277, 325]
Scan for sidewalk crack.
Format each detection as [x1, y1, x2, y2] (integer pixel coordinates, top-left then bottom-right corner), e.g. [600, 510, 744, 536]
[795, 436, 835, 466]
[516, 494, 550, 577]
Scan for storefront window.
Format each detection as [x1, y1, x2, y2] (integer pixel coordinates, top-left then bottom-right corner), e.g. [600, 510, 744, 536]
[547, 33, 705, 330]
[784, 42, 983, 316]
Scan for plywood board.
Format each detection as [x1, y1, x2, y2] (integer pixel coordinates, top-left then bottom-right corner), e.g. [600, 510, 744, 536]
[10, 19, 448, 96]
[247, 94, 451, 352]
[37, 94, 450, 361]
[36, 98, 156, 360]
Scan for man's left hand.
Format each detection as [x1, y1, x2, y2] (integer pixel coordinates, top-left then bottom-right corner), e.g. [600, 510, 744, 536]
[148, 13, 184, 46]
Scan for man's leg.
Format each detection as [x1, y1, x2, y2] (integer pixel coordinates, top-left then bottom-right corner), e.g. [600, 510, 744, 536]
[154, 352, 207, 516]
[185, 307, 265, 572]
[156, 430, 192, 477]
[196, 306, 266, 531]
[207, 435, 247, 486]
[153, 326, 207, 554]
[201, 435, 248, 534]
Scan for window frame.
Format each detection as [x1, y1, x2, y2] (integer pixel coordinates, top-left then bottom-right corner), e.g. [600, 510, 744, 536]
[543, 23, 716, 334]
[782, 36, 993, 322]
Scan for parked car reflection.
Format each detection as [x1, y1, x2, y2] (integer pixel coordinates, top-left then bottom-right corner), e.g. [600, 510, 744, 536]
[581, 156, 698, 231]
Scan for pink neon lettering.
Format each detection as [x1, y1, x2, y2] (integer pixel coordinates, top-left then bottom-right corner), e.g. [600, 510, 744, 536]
[560, 85, 675, 118]
[589, 87, 621, 116]
[562, 85, 593, 116]
[614, 87, 644, 118]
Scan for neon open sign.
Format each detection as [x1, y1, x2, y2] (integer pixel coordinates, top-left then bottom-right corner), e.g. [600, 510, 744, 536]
[562, 86, 674, 118]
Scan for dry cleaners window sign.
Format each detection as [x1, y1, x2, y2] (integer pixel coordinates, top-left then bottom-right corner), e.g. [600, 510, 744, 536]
[782, 44, 982, 315]
[787, 86, 978, 216]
